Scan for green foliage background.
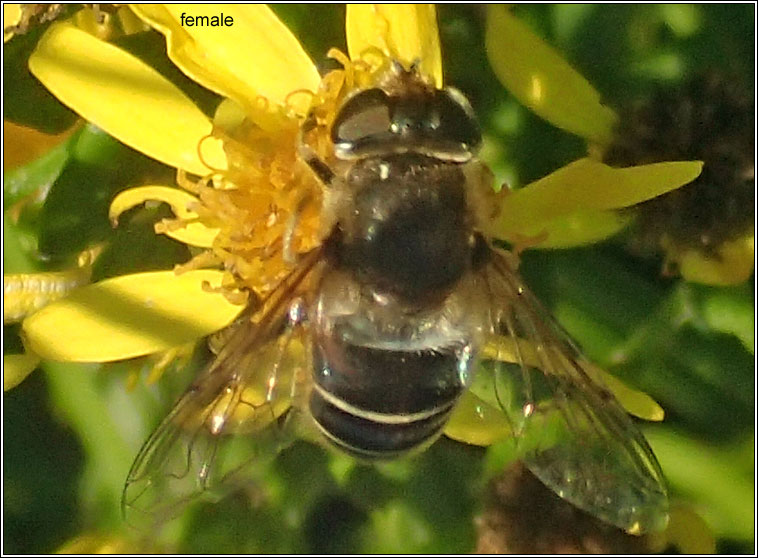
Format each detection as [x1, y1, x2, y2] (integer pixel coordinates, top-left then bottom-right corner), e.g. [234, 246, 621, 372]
[3, 4, 754, 554]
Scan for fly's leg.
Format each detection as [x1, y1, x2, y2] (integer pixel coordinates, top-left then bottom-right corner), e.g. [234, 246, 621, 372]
[297, 113, 336, 187]
[284, 113, 340, 264]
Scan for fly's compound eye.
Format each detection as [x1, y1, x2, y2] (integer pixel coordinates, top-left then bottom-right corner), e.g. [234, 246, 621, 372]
[331, 88, 393, 155]
[430, 87, 482, 154]
[332, 86, 482, 162]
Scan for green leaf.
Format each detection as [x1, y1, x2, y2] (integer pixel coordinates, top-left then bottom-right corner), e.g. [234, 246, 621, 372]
[3, 371, 83, 553]
[645, 428, 754, 541]
[613, 285, 754, 438]
[699, 284, 754, 354]
[43, 360, 135, 528]
[38, 125, 170, 261]
[3, 218, 38, 273]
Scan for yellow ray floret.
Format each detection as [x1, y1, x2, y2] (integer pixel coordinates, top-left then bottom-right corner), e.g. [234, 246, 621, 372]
[486, 5, 617, 145]
[346, 4, 443, 87]
[670, 233, 755, 286]
[23, 270, 242, 362]
[491, 158, 703, 242]
[28, 21, 226, 175]
[131, 5, 321, 122]
[3, 353, 41, 391]
[110, 185, 220, 248]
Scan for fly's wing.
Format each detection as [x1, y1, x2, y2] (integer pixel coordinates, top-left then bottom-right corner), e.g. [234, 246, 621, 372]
[473, 248, 668, 534]
[122, 251, 322, 528]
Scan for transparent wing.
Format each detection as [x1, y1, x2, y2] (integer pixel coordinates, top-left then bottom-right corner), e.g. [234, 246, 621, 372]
[473, 248, 668, 534]
[122, 251, 322, 528]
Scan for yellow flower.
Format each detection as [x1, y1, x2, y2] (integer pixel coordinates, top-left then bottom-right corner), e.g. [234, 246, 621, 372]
[485, 6, 751, 285]
[4, 4, 64, 42]
[55, 531, 164, 554]
[3, 3, 23, 42]
[13, 4, 698, 389]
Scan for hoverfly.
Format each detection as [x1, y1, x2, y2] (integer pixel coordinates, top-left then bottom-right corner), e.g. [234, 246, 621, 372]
[122, 59, 668, 536]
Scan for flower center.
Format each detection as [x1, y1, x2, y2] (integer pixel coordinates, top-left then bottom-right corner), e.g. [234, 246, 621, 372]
[181, 51, 392, 299]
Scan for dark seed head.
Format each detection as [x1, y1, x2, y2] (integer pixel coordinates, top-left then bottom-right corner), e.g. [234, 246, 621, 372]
[604, 71, 754, 259]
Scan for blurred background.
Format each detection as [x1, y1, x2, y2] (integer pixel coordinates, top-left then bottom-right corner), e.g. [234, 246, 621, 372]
[3, 4, 754, 554]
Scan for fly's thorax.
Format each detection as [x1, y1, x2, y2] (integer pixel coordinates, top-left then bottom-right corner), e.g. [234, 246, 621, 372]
[308, 269, 484, 459]
[329, 154, 476, 301]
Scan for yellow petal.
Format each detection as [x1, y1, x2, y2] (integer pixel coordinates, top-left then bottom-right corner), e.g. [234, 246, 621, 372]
[3, 353, 41, 391]
[513, 209, 633, 249]
[485, 6, 617, 145]
[23, 270, 242, 362]
[116, 5, 150, 35]
[583, 363, 664, 422]
[56, 532, 150, 554]
[4, 4, 22, 42]
[482, 335, 664, 421]
[71, 5, 116, 41]
[213, 98, 248, 135]
[132, 5, 320, 118]
[492, 158, 703, 238]
[647, 503, 717, 554]
[110, 186, 219, 248]
[129, 343, 196, 388]
[671, 233, 755, 286]
[445, 389, 513, 447]
[346, 4, 443, 87]
[28, 21, 226, 175]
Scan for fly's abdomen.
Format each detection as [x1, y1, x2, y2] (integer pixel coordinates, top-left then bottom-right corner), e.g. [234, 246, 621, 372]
[310, 333, 474, 459]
